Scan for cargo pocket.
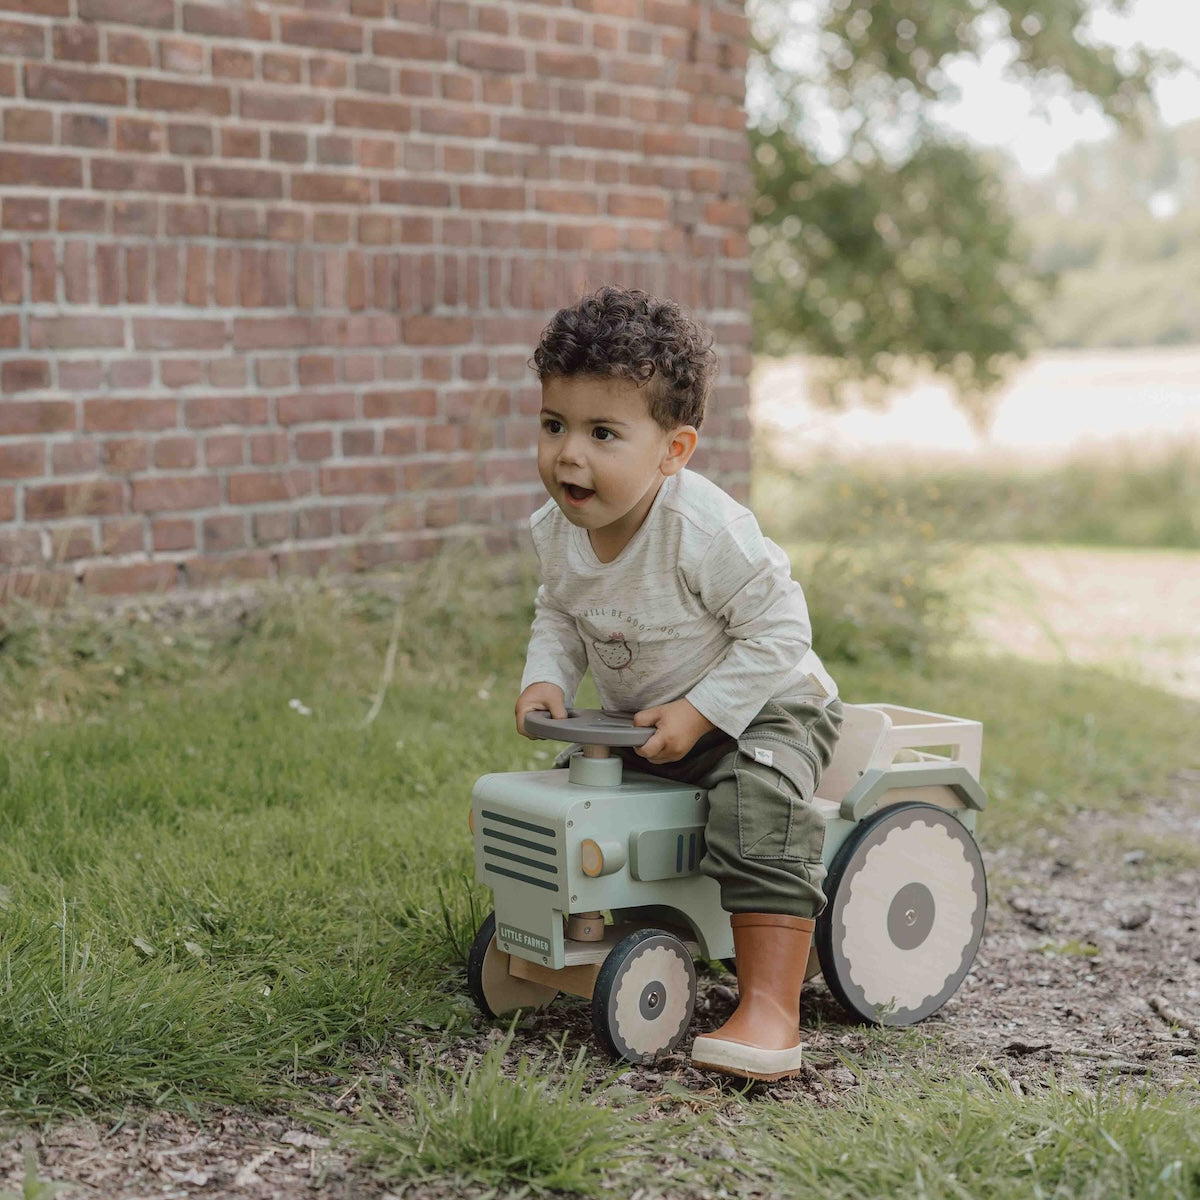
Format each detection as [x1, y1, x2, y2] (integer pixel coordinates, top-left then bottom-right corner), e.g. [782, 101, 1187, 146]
[734, 732, 825, 864]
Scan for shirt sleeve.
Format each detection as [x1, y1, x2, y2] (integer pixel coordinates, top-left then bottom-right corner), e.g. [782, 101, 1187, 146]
[682, 515, 815, 737]
[520, 583, 588, 706]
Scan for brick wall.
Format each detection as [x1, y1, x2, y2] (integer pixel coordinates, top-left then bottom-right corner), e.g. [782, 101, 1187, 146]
[0, 0, 752, 601]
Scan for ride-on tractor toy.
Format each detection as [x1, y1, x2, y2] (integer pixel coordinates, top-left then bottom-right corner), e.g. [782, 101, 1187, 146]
[466, 703, 988, 1064]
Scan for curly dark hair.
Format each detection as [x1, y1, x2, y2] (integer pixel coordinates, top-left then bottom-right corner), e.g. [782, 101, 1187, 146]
[531, 287, 718, 430]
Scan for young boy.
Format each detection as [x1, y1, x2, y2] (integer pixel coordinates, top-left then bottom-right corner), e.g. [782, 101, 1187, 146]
[514, 286, 843, 1081]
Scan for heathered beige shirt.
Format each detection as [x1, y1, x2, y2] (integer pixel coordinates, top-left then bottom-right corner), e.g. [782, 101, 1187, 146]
[520, 469, 837, 738]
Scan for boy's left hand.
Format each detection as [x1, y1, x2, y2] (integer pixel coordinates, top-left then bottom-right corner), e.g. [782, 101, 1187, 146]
[633, 698, 716, 765]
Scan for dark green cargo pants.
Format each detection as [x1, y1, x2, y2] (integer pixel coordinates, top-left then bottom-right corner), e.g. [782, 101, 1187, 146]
[617, 696, 844, 919]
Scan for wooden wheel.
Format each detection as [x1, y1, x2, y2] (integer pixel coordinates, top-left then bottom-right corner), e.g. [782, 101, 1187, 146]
[817, 803, 987, 1026]
[591, 929, 696, 1064]
[466, 912, 558, 1018]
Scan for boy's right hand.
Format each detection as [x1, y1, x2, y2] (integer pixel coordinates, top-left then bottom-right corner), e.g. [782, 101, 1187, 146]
[515, 682, 567, 738]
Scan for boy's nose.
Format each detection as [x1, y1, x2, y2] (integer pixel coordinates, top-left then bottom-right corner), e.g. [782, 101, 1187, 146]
[557, 435, 585, 465]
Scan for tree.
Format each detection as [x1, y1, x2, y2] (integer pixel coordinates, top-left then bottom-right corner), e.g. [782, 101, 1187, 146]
[748, 0, 1163, 422]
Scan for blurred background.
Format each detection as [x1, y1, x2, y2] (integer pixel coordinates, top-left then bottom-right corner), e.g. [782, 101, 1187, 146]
[746, 0, 1200, 702]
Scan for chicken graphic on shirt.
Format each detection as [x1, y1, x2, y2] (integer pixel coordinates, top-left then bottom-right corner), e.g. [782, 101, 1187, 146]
[593, 631, 637, 671]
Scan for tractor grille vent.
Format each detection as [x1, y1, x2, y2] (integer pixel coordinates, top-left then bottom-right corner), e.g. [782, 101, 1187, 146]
[480, 809, 559, 892]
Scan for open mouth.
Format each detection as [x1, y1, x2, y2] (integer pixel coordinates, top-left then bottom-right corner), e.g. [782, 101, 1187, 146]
[563, 484, 595, 504]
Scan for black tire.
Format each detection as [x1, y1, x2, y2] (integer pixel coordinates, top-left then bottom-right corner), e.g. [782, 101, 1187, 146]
[590, 929, 697, 1064]
[817, 802, 987, 1026]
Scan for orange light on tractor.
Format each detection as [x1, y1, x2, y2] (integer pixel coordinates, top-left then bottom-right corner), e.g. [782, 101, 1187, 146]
[580, 838, 604, 877]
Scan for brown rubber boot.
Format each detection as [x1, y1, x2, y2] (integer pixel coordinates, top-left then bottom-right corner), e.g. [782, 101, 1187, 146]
[691, 913, 814, 1081]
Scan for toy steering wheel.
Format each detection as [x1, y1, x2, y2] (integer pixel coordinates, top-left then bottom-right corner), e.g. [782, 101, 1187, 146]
[524, 708, 653, 748]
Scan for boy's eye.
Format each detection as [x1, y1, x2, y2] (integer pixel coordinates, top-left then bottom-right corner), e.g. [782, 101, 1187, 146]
[542, 418, 563, 434]
[592, 427, 616, 442]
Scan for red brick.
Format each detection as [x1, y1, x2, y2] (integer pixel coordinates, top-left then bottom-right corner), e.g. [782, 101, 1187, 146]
[319, 463, 398, 495]
[0, 150, 82, 188]
[291, 173, 371, 205]
[168, 123, 211, 156]
[372, 28, 445, 59]
[132, 318, 226, 350]
[420, 107, 491, 138]
[0, 359, 54, 393]
[240, 87, 325, 125]
[93, 158, 186, 194]
[363, 388, 437, 419]
[0, 529, 44, 567]
[3, 107, 52, 144]
[29, 316, 123, 348]
[276, 391, 355, 425]
[82, 562, 177, 596]
[0, 486, 12, 522]
[154, 436, 199, 469]
[159, 37, 204, 74]
[79, 0, 172, 27]
[100, 518, 144, 555]
[24, 63, 126, 105]
[199, 435, 241, 469]
[202, 513, 244, 551]
[83, 398, 177, 433]
[212, 46, 254, 79]
[536, 50, 599, 79]
[45, 523, 95, 562]
[2, 196, 50, 230]
[185, 395, 269, 427]
[58, 197, 106, 231]
[183, 552, 273, 585]
[152, 517, 194, 551]
[227, 468, 313, 504]
[136, 79, 231, 117]
[0, 440, 44, 477]
[220, 127, 260, 158]
[231, 317, 313, 351]
[52, 24, 98, 61]
[457, 36, 525, 73]
[248, 430, 287, 464]
[0, 0, 68, 14]
[262, 53, 302, 84]
[279, 14, 361, 52]
[52, 440, 99, 475]
[0, 243, 21, 302]
[294, 429, 332, 460]
[196, 166, 284, 200]
[333, 97, 412, 133]
[182, 3, 271, 40]
[402, 315, 472, 345]
[131, 474, 220, 512]
[25, 479, 124, 518]
[105, 30, 153, 67]
[252, 509, 290, 543]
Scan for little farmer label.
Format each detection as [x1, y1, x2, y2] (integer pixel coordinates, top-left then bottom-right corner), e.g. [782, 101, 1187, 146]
[497, 923, 552, 956]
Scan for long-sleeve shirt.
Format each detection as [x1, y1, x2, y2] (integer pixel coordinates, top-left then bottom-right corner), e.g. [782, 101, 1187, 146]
[520, 468, 837, 738]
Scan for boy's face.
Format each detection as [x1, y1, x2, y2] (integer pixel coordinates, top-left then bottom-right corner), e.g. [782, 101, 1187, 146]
[538, 374, 696, 556]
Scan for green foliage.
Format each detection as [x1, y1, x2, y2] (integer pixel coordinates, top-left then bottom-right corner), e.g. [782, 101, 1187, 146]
[749, 0, 1159, 402]
[346, 1036, 643, 1194]
[755, 451, 969, 664]
[751, 1068, 1200, 1199]
[758, 446, 1200, 551]
[1009, 118, 1200, 347]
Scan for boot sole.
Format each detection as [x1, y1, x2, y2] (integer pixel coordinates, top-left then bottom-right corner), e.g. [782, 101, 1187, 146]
[691, 1036, 803, 1081]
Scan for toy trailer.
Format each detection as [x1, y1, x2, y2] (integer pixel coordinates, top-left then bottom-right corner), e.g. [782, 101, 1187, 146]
[467, 703, 988, 1064]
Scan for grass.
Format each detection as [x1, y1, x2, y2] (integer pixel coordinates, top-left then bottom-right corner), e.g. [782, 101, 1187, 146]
[748, 1066, 1200, 1200]
[755, 443, 1200, 551]
[0, 541, 1197, 1192]
[344, 1034, 649, 1194]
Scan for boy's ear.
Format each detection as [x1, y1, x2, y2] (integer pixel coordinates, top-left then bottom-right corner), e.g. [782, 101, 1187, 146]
[660, 425, 698, 476]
